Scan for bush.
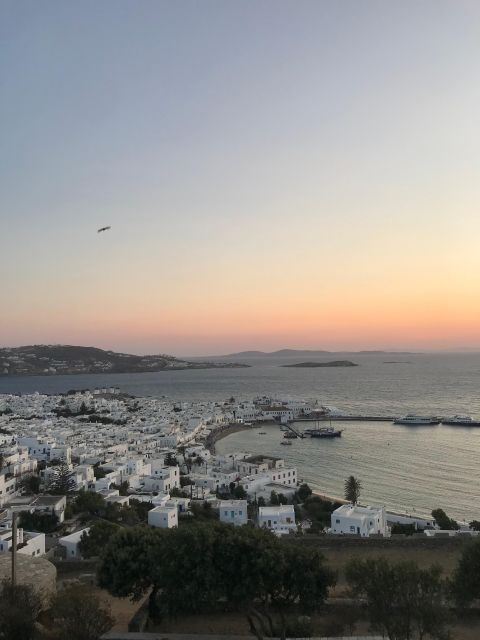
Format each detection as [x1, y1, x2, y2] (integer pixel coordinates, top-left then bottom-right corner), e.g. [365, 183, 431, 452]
[53, 585, 113, 640]
[19, 510, 59, 533]
[432, 508, 459, 530]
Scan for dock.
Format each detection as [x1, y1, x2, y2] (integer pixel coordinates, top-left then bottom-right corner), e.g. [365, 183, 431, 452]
[282, 422, 305, 438]
[294, 415, 395, 422]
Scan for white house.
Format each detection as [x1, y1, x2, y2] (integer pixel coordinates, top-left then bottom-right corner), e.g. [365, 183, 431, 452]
[0, 528, 45, 556]
[330, 504, 388, 537]
[142, 466, 179, 493]
[258, 505, 296, 535]
[219, 500, 248, 526]
[59, 528, 90, 559]
[148, 505, 178, 529]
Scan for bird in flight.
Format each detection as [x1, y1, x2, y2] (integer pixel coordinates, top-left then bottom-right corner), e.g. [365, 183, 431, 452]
[97, 226, 111, 233]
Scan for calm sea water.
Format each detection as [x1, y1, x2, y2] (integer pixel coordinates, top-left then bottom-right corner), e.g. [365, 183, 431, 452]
[2, 352, 480, 521]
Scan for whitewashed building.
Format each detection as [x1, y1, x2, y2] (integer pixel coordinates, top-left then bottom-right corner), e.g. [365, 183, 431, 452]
[148, 505, 178, 529]
[330, 504, 388, 537]
[59, 528, 90, 559]
[219, 500, 248, 526]
[258, 505, 296, 535]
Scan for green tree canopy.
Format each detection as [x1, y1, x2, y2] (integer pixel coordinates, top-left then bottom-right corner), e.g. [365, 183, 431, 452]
[346, 557, 450, 640]
[98, 522, 335, 620]
[233, 484, 247, 499]
[450, 537, 480, 607]
[19, 510, 59, 534]
[296, 483, 312, 502]
[0, 580, 42, 640]
[79, 521, 121, 558]
[52, 585, 113, 640]
[19, 473, 41, 494]
[48, 462, 76, 495]
[431, 508, 459, 530]
[73, 489, 106, 515]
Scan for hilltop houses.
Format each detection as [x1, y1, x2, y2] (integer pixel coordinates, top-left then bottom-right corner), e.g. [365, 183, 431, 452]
[0, 390, 305, 548]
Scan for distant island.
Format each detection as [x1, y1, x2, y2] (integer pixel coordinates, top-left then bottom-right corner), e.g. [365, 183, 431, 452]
[0, 345, 249, 377]
[283, 360, 358, 368]
[188, 348, 419, 360]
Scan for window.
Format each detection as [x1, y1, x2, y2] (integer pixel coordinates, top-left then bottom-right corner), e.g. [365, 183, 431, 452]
[239, 511, 242, 515]
[350, 525, 356, 532]
[336, 519, 340, 523]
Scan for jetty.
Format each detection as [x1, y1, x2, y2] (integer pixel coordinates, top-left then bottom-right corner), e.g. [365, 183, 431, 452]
[295, 415, 395, 422]
[282, 422, 305, 438]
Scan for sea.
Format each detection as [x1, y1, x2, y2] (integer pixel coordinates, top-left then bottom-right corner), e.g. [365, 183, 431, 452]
[1, 352, 480, 522]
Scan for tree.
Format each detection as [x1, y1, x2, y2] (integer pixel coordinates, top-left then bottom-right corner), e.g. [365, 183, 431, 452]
[0, 452, 4, 472]
[346, 558, 450, 640]
[93, 463, 106, 480]
[72, 489, 106, 515]
[432, 508, 459, 530]
[233, 484, 247, 499]
[98, 526, 170, 618]
[344, 475, 362, 504]
[19, 510, 59, 533]
[469, 520, 480, 531]
[257, 496, 266, 507]
[99, 522, 335, 622]
[451, 537, 480, 607]
[164, 452, 178, 467]
[301, 495, 339, 531]
[53, 585, 113, 640]
[391, 523, 417, 536]
[270, 490, 280, 505]
[296, 483, 312, 502]
[48, 462, 75, 495]
[19, 473, 41, 494]
[0, 580, 42, 640]
[170, 487, 188, 498]
[79, 521, 120, 558]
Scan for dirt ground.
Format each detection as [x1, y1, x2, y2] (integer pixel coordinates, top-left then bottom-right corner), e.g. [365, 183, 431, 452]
[319, 543, 462, 594]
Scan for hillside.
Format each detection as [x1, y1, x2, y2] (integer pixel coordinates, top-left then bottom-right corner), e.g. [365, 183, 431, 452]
[0, 345, 248, 377]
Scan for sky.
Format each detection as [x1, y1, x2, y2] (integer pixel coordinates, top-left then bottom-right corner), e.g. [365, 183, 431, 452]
[2, 0, 480, 356]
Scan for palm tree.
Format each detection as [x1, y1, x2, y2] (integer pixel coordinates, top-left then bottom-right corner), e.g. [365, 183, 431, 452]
[344, 475, 362, 505]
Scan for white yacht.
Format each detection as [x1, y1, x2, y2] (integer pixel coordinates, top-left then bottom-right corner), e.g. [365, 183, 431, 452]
[394, 414, 440, 426]
[442, 415, 480, 426]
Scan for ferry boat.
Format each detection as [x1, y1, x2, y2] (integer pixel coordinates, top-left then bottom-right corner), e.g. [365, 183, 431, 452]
[394, 415, 440, 426]
[304, 427, 343, 438]
[442, 415, 480, 426]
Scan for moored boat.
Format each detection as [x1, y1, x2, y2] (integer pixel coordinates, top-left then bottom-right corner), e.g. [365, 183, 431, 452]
[442, 415, 480, 426]
[394, 415, 440, 426]
[305, 427, 343, 438]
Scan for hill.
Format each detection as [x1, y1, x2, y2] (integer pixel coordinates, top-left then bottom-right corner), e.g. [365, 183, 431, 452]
[0, 345, 248, 377]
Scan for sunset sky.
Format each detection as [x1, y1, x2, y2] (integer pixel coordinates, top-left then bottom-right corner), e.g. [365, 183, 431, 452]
[2, 1, 480, 355]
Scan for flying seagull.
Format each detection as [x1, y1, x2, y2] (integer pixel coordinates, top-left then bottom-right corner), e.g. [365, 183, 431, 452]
[97, 226, 111, 233]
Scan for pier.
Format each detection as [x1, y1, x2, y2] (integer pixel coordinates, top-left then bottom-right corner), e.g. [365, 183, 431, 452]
[295, 415, 395, 422]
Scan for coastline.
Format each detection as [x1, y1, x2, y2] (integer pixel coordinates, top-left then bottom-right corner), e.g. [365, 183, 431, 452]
[205, 422, 255, 453]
